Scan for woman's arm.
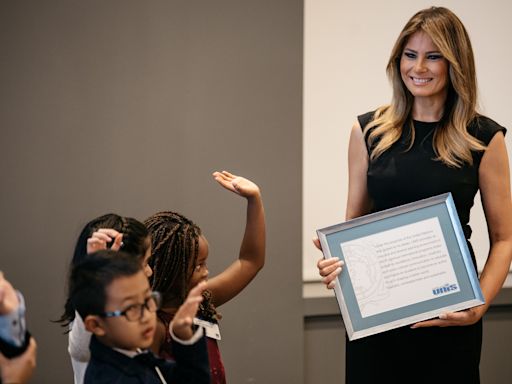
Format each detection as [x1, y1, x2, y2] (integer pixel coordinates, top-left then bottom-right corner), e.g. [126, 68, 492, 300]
[206, 171, 266, 307]
[478, 132, 512, 311]
[345, 120, 373, 220]
[413, 132, 512, 328]
[317, 121, 372, 287]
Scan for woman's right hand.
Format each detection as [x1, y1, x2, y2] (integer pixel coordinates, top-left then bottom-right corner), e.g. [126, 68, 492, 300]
[313, 238, 344, 289]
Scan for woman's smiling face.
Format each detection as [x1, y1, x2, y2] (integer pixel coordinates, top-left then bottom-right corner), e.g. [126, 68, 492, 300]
[400, 31, 449, 103]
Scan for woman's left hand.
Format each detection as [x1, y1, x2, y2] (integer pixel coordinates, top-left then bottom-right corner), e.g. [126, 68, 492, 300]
[411, 305, 486, 328]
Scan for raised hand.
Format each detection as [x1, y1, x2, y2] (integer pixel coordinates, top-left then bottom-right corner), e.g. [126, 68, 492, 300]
[86, 229, 123, 254]
[170, 281, 207, 340]
[213, 171, 261, 199]
[0, 272, 19, 315]
[207, 170, 265, 307]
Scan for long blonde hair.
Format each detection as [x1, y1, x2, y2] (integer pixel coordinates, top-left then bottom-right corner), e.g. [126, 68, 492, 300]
[365, 6, 485, 167]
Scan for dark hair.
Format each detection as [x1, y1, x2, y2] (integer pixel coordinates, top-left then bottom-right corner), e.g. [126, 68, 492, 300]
[144, 211, 218, 321]
[59, 213, 149, 327]
[69, 250, 142, 320]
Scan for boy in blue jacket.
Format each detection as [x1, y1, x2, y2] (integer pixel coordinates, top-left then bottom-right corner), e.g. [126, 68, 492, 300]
[68, 250, 210, 384]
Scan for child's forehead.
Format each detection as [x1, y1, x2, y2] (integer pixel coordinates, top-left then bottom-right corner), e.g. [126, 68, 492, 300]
[105, 271, 150, 304]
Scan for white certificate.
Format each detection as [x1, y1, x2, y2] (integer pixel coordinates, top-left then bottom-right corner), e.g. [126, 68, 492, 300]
[340, 217, 460, 318]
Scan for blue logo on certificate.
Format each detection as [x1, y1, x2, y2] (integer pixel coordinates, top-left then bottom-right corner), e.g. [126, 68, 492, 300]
[432, 283, 459, 296]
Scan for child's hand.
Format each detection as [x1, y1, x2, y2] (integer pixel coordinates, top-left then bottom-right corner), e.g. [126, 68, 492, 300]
[0, 272, 19, 315]
[86, 229, 123, 254]
[170, 281, 207, 340]
[0, 337, 37, 384]
[213, 170, 261, 199]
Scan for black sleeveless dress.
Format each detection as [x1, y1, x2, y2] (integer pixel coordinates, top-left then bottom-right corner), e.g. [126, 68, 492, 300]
[345, 111, 507, 384]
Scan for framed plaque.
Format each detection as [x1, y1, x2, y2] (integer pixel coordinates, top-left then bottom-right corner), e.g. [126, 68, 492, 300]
[317, 193, 484, 341]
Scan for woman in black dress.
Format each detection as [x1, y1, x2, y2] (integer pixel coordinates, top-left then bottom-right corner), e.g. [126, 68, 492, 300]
[316, 6, 512, 383]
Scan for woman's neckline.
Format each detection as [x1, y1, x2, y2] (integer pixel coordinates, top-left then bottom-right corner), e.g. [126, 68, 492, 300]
[413, 119, 439, 126]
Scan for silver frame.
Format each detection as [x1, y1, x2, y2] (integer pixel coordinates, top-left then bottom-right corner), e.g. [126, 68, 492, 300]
[317, 193, 484, 340]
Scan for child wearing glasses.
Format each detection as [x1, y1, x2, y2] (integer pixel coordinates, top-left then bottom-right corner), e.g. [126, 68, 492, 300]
[67, 250, 210, 384]
[59, 214, 154, 384]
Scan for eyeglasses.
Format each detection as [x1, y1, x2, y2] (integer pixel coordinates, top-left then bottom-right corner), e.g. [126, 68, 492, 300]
[101, 291, 161, 322]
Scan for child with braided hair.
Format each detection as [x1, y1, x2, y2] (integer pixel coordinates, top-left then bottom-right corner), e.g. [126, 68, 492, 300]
[59, 213, 153, 384]
[144, 170, 265, 384]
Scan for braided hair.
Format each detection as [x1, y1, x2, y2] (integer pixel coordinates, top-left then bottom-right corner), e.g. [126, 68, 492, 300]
[144, 211, 219, 322]
[59, 213, 150, 327]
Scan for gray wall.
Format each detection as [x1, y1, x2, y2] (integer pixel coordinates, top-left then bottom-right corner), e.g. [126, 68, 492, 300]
[0, 1, 303, 383]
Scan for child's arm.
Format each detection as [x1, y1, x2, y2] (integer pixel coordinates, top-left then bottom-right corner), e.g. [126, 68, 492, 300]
[0, 273, 27, 351]
[0, 337, 36, 384]
[170, 281, 206, 340]
[151, 282, 206, 355]
[166, 282, 210, 384]
[208, 171, 266, 307]
[68, 311, 91, 362]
